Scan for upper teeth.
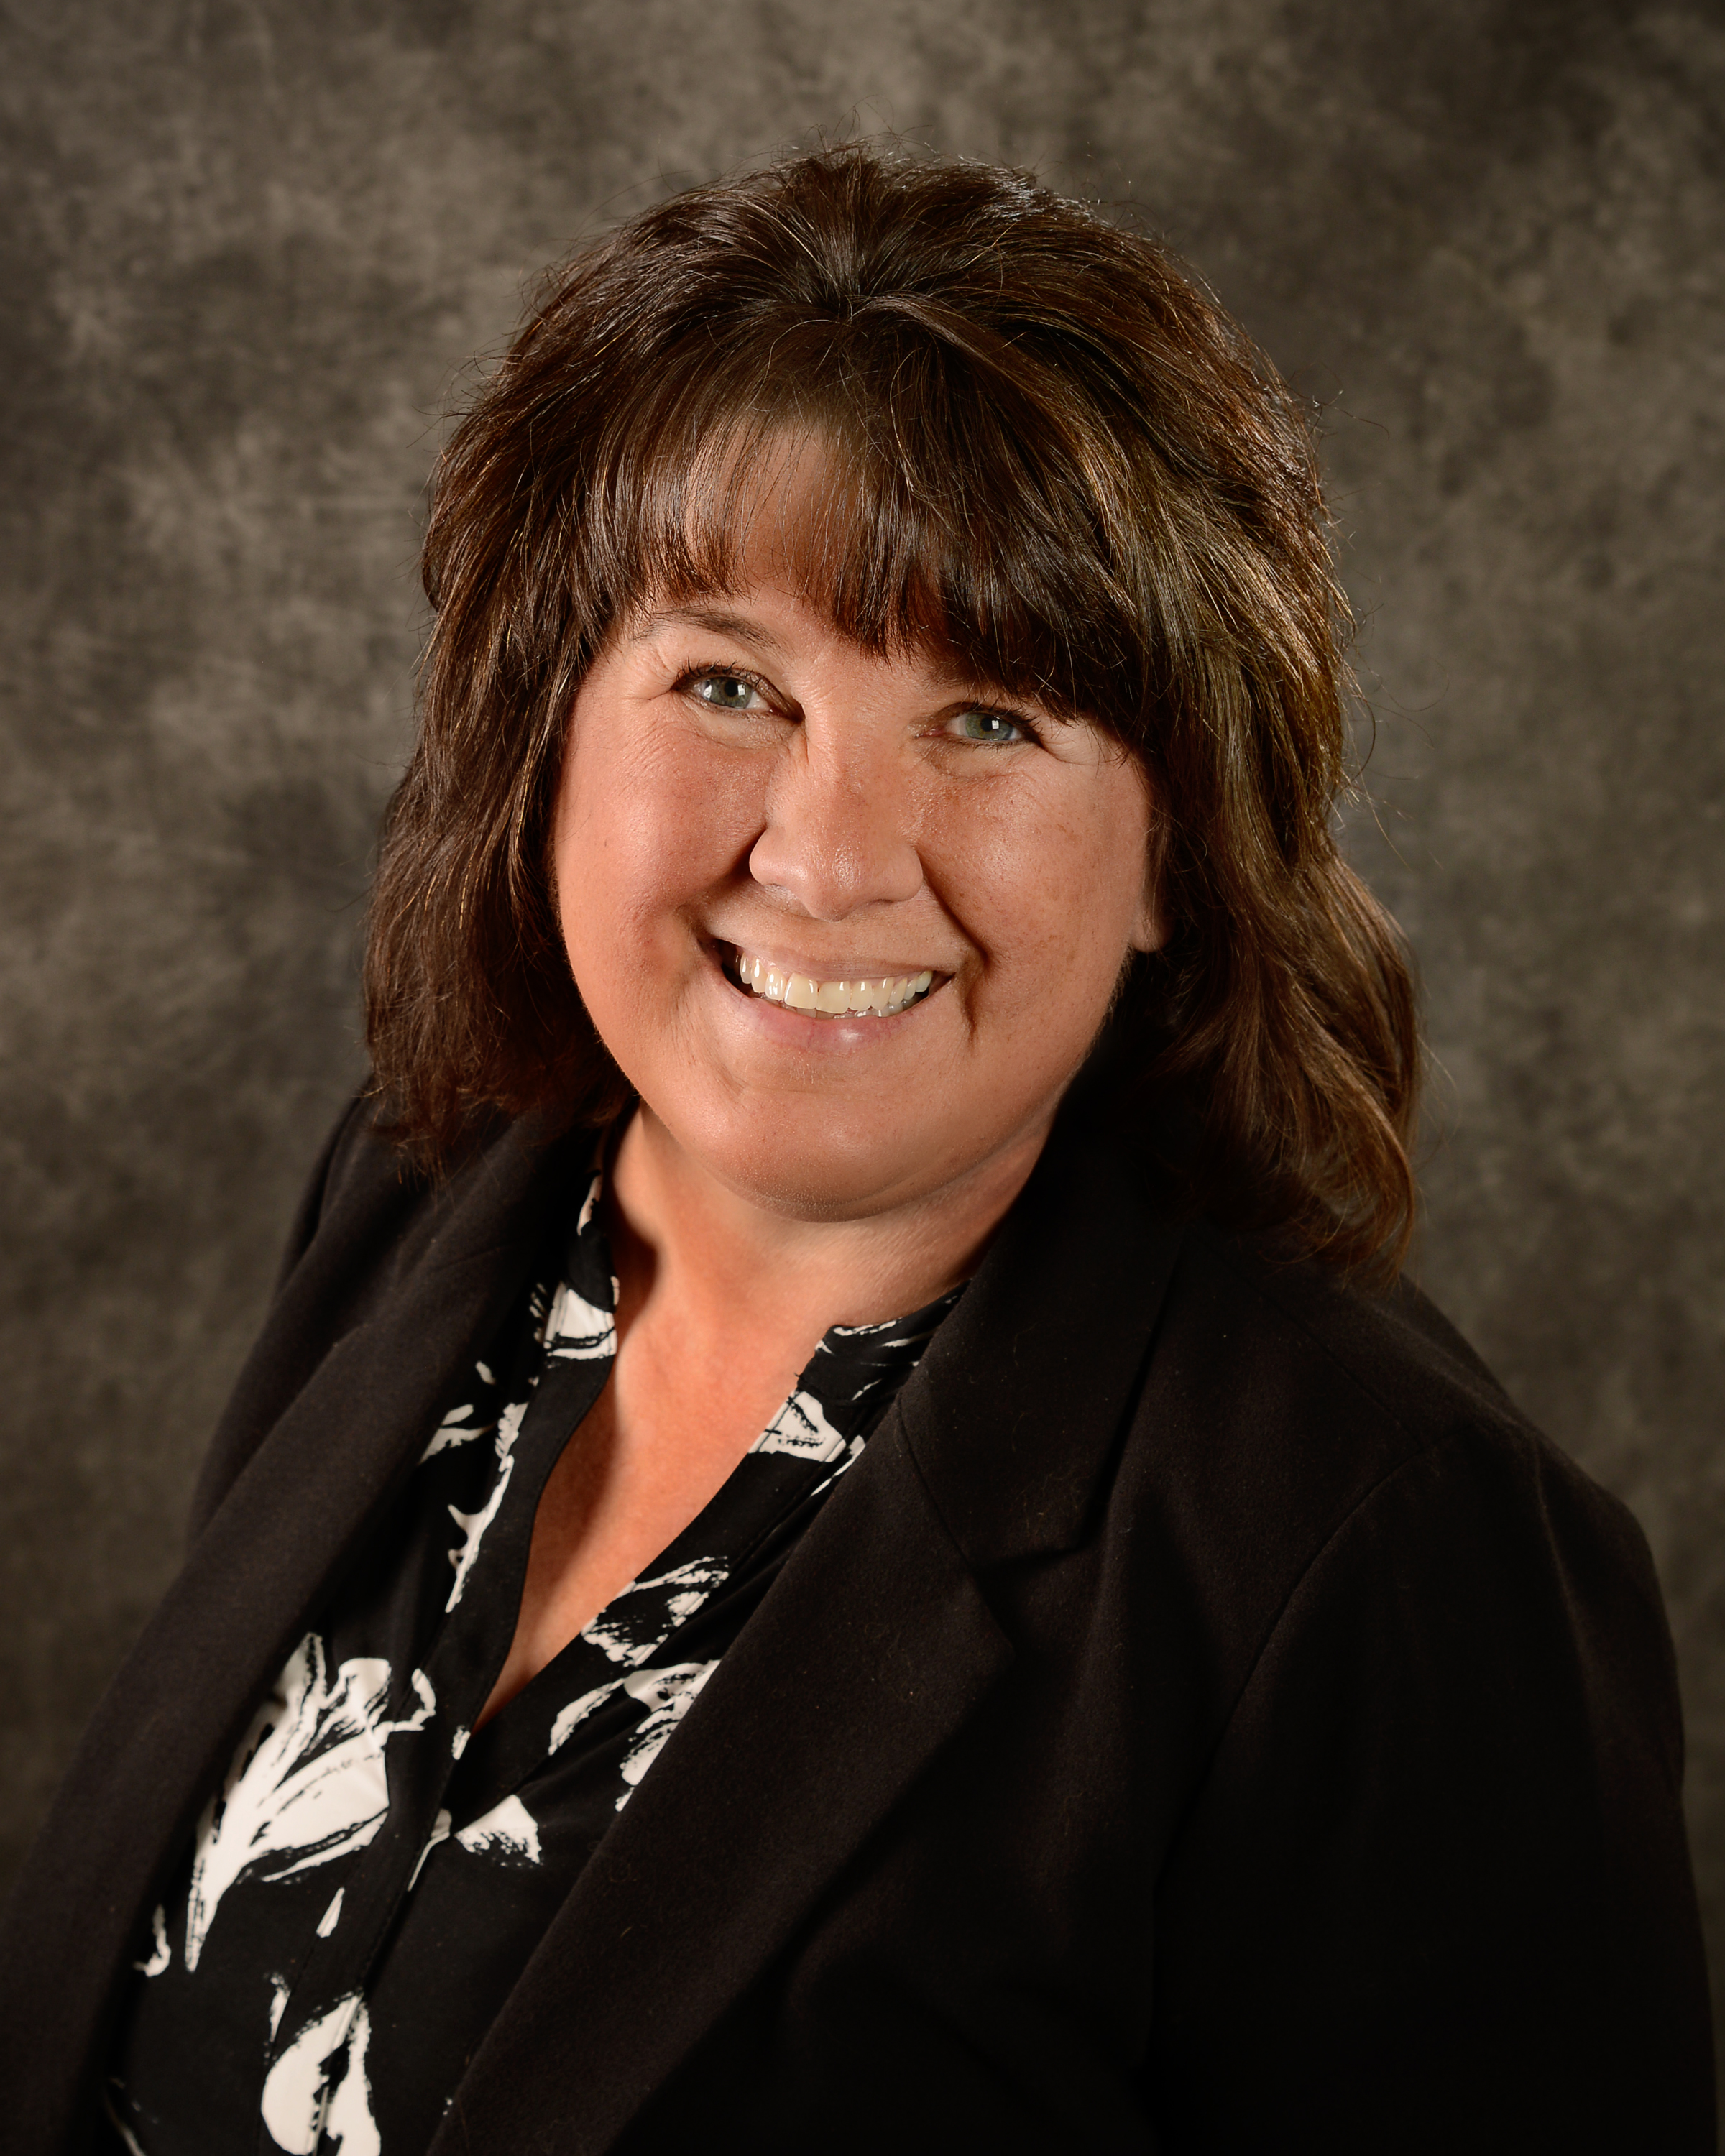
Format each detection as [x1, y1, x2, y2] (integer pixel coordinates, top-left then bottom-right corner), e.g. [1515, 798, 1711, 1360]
[735, 952, 935, 1017]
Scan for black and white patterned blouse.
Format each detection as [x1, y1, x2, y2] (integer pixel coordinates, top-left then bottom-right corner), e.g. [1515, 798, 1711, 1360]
[104, 1159, 962, 2156]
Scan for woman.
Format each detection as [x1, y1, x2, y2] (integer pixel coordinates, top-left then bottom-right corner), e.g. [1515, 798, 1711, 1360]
[1, 147, 1711, 2153]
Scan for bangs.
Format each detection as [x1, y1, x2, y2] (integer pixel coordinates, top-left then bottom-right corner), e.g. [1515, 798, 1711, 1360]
[580, 312, 1151, 732]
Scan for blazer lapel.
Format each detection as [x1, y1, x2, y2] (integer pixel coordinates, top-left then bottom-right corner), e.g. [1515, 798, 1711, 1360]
[433, 1404, 1012, 2155]
[0, 1118, 584, 2149]
[902, 1121, 1187, 1566]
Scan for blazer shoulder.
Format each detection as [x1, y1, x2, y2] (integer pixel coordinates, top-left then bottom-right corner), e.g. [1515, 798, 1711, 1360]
[1130, 1216, 1660, 1623]
[1134, 1233, 1706, 2152]
[1171, 1216, 1535, 1457]
[267, 1090, 407, 1274]
[271, 1094, 564, 1319]
[186, 1099, 579, 1543]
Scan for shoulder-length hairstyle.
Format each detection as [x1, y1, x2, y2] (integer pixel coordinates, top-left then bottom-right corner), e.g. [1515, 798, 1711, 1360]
[366, 144, 1420, 1276]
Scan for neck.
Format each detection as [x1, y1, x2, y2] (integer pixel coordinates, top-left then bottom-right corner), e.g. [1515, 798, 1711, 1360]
[604, 1101, 1049, 1353]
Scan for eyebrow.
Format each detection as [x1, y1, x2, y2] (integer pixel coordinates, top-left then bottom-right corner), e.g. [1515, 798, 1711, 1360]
[631, 605, 791, 659]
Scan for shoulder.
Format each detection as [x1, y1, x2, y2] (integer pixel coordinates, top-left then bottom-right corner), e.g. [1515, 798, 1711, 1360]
[274, 1092, 584, 1321]
[185, 1095, 592, 1541]
[1136, 1208, 1658, 1588]
[1177, 1216, 1520, 1446]
[914, 1121, 1648, 1605]
[1146, 1215, 1644, 1562]
[1109, 1208, 1675, 1746]
[947, 1125, 1671, 1694]
[1121, 1225, 1706, 2147]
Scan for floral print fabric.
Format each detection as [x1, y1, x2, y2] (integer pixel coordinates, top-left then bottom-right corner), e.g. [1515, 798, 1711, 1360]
[105, 1163, 960, 2156]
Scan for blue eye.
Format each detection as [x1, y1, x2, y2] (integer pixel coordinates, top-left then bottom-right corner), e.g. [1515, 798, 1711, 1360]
[954, 709, 1025, 746]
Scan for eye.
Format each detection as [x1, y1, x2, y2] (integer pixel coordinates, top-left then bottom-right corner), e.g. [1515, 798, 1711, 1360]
[950, 707, 1030, 747]
[686, 668, 767, 714]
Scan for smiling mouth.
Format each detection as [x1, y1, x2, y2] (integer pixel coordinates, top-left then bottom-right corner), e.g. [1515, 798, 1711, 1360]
[722, 946, 937, 1019]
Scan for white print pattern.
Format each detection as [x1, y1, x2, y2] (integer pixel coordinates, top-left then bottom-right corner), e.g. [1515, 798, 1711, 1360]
[630, 1557, 731, 1631]
[261, 1993, 380, 2156]
[615, 1663, 719, 1807]
[753, 1388, 847, 1462]
[580, 1557, 730, 1664]
[402, 1793, 546, 1884]
[544, 1659, 720, 1810]
[408, 1809, 453, 1890]
[184, 1637, 436, 1970]
[548, 1678, 625, 1753]
[575, 1611, 638, 1667]
[455, 1794, 542, 1866]
[420, 1406, 484, 1462]
[444, 1397, 529, 1610]
[316, 1888, 344, 1938]
[444, 1462, 514, 1612]
[133, 1905, 170, 1976]
[540, 1278, 616, 1361]
[420, 1358, 507, 1465]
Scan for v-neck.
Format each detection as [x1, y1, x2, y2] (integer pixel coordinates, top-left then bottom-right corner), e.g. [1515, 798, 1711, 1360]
[104, 1151, 964, 2156]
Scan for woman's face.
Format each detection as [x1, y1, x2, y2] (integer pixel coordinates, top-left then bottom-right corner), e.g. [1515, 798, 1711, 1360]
[553, 509, 1162, 1225]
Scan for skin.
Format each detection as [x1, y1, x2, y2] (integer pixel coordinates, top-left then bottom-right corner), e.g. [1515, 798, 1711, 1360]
[479, 465, 1164, 1723]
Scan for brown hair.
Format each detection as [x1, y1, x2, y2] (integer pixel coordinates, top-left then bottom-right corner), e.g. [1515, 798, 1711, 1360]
[365, 144, 1420, 1276]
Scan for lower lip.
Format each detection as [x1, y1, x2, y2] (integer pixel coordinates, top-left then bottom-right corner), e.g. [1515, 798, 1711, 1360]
[709, 951, 939, 1045]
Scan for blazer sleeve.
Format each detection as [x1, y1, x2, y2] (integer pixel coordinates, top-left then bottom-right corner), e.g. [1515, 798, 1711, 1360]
[1140, 1418, 1714, 2153]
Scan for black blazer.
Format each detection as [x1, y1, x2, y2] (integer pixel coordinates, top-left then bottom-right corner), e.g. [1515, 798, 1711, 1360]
[1, 1100, 1713, 2153]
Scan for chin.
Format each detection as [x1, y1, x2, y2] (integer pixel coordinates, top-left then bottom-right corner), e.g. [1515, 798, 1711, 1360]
[684, 1095, 975, 1222]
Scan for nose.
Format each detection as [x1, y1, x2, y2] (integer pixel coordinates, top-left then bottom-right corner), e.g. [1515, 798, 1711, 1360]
[747, 721, 924, 921]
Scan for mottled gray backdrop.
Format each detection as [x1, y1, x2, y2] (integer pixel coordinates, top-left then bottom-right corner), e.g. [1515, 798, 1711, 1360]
[4, 0, 1722, 2073]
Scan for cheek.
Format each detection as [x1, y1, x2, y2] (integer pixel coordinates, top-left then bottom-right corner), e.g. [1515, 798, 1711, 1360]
[555, 729, 755, 966]
[946, 775, 1151, 1007]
